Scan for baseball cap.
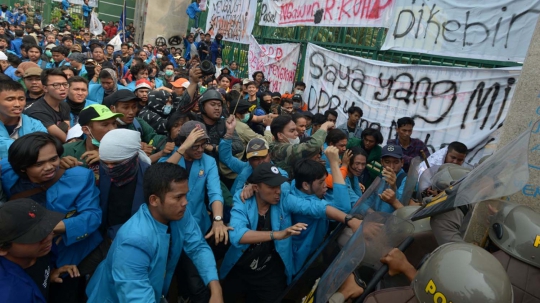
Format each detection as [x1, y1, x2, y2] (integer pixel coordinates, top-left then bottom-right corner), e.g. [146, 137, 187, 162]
[246, 138, 269, 159]
[248, 162, 289, 187]
[381, 144, 403, 159]
[78, 104, 124, 126]
[135, 79, 152, 91]
[103, 90, 142, 108]
[179, 121, 210, 140]
[45, 43, 56, 50]
[171, 78, 190, 89]
[242, 78, 251, 85]
[23, 67, 42, 78]
[271, 92, 281, 99]
[0, 51, 7, 61]
[0, 199, 64, 244]
[292, 94, 303, 101]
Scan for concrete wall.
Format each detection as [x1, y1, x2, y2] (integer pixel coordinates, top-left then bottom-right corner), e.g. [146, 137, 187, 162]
[139, 0, 191, 48]
[497, 18, 540, 211]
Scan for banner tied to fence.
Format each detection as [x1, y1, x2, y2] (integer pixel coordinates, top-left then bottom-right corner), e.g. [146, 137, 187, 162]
[259, 0, 394, 27]
[205, 0, 257, 44]
[248, 36, 300, 94]
[53, 0, 98, 7]
[381, 0, 540, 62]
[302, 43, 522, 163]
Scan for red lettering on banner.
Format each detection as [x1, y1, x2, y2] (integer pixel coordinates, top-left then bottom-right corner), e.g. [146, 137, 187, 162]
[280, 2, 321, 24]
[325, 0, 336, 21]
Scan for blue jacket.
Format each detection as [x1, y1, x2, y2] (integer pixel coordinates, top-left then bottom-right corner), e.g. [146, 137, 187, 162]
[186, 2, 201, 18]
[363, 169, 407, 213]
[10, 37, 22, 57]
[220, 190, 329, 284]
[0, 115, 47, 159]
[210, 40, 222, 64]
[159, 149, 223, 234]
[69, 99, 98, 126]
[290, 181, 351, 274]
[1, 162, 102, 267]
[4, 65, 19, 81]
[45, 60, 69, 69]
[62, 0, 70, 10]
[86, 204, 218, 303]
[88, 83, 128, 104]
[83, 4, 92, 17]
[326, 174, 363, 210]
[183, 39, 199, 60]
[0, 257, 46, 303]
[337, 123, 363, 140]
[99, 161, 149, 240]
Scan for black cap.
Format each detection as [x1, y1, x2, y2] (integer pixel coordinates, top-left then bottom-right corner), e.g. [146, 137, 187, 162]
[103, 90, 141, 108]
[0, 199, 64, 244]
[230, 98, 253, 114]
[248, 162, 289, 187]
[271, 92, 281, 99]
[292, 94, 302, 101]
[381, 144, 404, 159]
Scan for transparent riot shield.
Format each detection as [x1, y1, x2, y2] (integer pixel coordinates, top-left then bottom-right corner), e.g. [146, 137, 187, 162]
[463, 199, 506, 246]
[315, 212, 414, 303]
[350, 177, 382, 216]
[400, 157, 423, 205]
[416, 165, 441, 201]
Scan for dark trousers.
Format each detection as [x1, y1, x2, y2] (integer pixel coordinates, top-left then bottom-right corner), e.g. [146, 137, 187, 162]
[222, 266, 287, 303]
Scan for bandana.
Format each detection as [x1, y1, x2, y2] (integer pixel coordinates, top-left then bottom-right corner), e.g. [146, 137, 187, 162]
[99, 128, 151, 165]
[100, 155, 139, 186]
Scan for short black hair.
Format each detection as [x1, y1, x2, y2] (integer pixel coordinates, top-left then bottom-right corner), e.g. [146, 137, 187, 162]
[14, 30, 23, 37]
[361, 128, 383, 144]
[397, 117, 415, 128]
[280, 98, 293, 106]
[41, 68, 67, 86]
[447, 141, 468, 155]
[252, 71, 264, 80]
[6, 53, 21, 66]
[324, 109, 338, 119]
[291, 113, 306, 124]
[326, 129, 347, 145]
[98, 69, 114, 80]
[347, 106, 363, 117]
[348, 146, 368, 167]
[132, 57, 144, 66]
[166, 111, 192, 139]
[143, 162, 189, 202]
[51, 45, 69, 57]
[68, 76, 89, 87]
[0, 80, 25, 94]
[61, 36, 72, 43]
[311, 113, 327, 126]
[130, 63, 148, 76]
[293, 159, 328, 190]
[271, 115, 293, 140]
[294, 81, 306, 88]
[8, 132, 64, 178]
[24, 43, 42, 54]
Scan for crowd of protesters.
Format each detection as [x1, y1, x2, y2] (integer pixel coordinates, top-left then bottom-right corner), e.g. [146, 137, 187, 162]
[0, 1, 524, 303]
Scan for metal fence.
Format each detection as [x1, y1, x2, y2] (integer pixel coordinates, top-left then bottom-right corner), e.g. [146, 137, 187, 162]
[192, 1, 522, 81]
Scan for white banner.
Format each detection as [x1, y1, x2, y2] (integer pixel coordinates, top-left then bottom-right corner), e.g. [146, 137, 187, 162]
[259, 0, 394, 27]
[248, 36, 300, 94]
[381, 0, 540, 62]
[205, 0, 257, 44]
[303, 43, 522, 163]
[53, 0, 98, 7]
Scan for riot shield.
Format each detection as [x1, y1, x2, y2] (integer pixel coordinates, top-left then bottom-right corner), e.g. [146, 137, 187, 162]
[401, 157, 423, 205]
[412, 121, 537, 221]
[315, 212, 414, 302]
[350, 177, 382, 216]
[416, 165, 441, 201]
[463, 199, 506, 246]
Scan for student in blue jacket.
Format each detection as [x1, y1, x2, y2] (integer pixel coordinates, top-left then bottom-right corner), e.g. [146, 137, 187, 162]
[86, 163, 223, 303]
[364, 144, 408, 213]
[0, 80, 47, 159]
[220, 160, 362, 303]
[1, 132, 102, 300]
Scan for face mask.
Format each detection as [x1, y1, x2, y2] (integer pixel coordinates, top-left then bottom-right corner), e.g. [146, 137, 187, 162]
[163, 104, 172, 115]
[287, 136, 300, 144]
[293, 102, 302, 109]
[116, 117, 126, 126]
[45, 50, 52, 57]
[100, 156, 139, 186]
[85, 127, 100, 147]
[165, 70, 174, 77]
[295, 89, 304, 95]
[240, 112, 250, 123]
[156, 54, 163, 59]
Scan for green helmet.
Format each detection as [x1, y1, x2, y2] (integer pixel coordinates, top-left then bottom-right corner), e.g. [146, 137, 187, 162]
[412, 243, 513, 303]
[489, 201, 540, 268]
[393, 206, 431, 233]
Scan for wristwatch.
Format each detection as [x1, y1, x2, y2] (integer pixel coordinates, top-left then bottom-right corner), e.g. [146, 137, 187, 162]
[344, 214, 354, 227]
[213, 215, 222, 222]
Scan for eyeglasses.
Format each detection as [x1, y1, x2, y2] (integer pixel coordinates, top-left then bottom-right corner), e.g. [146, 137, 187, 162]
[191, 142, 208, 151]
[48, 83, 69, 89]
